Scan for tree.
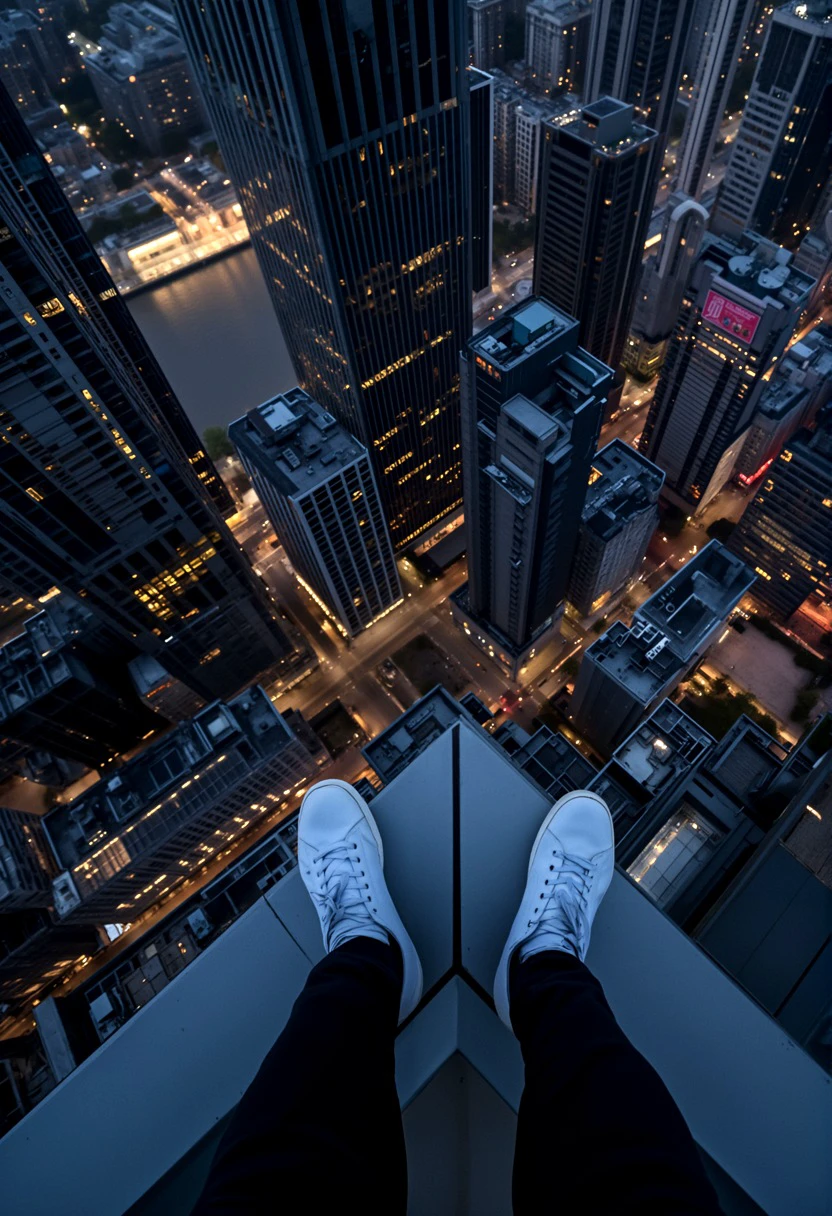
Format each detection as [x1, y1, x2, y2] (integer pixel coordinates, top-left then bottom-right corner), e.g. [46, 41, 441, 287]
[111, 166, 134, 191]
[706, 517, 736, 544]
[792, 688, 820, 724]
[561, 656, 580, 680]
[203, 426, 234, 461]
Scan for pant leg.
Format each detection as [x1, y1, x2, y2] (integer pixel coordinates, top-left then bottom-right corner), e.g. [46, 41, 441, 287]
[191, 936, 406, 1215]
[510, 951, 722, 1215]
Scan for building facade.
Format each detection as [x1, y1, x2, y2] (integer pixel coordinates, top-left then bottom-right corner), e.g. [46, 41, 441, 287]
[174, 0, 487, 550]
[525, 0, 591, 97]
[713, 1, 832, 248]
[729, 419, 832, 618]
[676, 0, 756, 199]
[452, 297, 613, 677]
[585, 0, 692, 147]
[0, 611, 161, 771]
[0, 82, 293, 701]
[623, 192, 709, 380]
[469, 0, 520, 69]
[534, 98, 660, 373]
[640, 232, 815, 512]
[567, 439, 664, 617]
[230, 389, 401, 638]
[46, 687, 322, 924]
[85, 2, 208, 156]
[491, 71, 572, 216]
[0, 806, 55, 911]
[734, 325, 832, 483]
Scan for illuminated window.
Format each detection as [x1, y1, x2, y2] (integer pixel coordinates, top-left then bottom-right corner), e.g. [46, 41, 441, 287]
[22, 312, 37, 326]
[26, 486, 44, 502]
[781, 450, 792, 462]
[37, 297, 65, 318]
[588, 467, 602, 485]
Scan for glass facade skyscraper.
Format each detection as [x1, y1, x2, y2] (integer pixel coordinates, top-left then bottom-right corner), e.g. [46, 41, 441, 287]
[174, 0, 483, 549]
[0, 83, 292, 701]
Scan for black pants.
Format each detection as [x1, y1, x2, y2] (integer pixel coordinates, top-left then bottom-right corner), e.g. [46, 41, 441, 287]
[192, 938, 722, 1214]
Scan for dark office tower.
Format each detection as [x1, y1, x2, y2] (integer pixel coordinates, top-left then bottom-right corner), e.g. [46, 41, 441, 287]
[0, 806, 55, 911]
[469, 0, 515, 69]
[640, 232, 815, 513]
[0, 83, 292, 700]
[174, 1, 485, 551]
[585, 0, 692, 147]
[623, 192, 709, 380]
[676, 0, 756, 199]
[729, 420, 832, 619]
[469, 68, 494, 292]
[0, 610, 161, 771]
[230, 389, 402, 639]
[713, 1, 832, 248]
[451, 298, 613, 677]
[533, 99, 660, 373]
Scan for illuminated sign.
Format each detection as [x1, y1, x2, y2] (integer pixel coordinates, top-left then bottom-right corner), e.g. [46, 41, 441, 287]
[702, 290, 760, 344]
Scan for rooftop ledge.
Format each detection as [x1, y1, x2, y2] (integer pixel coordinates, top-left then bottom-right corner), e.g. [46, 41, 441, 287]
[2, 723, 828, 1215]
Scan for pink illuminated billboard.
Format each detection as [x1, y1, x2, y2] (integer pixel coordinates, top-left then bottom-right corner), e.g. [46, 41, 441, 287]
[702, 290, 761, 344]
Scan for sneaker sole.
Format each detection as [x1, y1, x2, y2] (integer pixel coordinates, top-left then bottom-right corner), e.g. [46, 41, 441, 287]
[300, 779, 423, 1023]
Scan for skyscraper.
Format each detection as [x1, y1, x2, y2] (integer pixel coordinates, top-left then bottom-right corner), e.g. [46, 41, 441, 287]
[567, 439, 664, 617]
[491, 71, 575, 216]
[676, 0, 756, 199]
[623, 192, 709, 379]
[585, 0, 692, 146]
[174, 0, 487, 549]
[640, 232, 815, 512]
[230, 389, 402, 638]
[729, 419, 832, 619]
[534, 98, 660, 373]
[525, 0, 591, 97]
[0, 82, 292, 700]
[451, 297, 613, 677]
[713, 1, 832, 248]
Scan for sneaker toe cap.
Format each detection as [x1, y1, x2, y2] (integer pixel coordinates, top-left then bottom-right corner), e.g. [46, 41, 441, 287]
[547, 794, 613, 860]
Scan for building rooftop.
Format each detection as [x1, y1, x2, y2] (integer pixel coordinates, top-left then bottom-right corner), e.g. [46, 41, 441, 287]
[607, 701, 713, 798]
[0, 613, 81, 723]
[495, 722, 597, 799]
[363, 686, 472, 784]
[705, 715, 788, 806]
[229, 388, 365, 497]
[586, 618, 684, 701]
[472, 298, 577, 371]
[636, 542, 756, 661]
[44, 686, 292, 870]
[701, 233, 816, 309]
[583, 440, 664, 539]
[557, 98, 657, 154]
[3, 718, 828, 1215]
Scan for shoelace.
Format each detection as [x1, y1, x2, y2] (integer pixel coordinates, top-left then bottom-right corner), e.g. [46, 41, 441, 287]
[310, 840, 374, 943]
[530, 851, 594, 957]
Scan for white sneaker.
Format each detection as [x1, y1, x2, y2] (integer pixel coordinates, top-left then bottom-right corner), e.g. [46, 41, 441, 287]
[299, 779, 423, 1022]
[493, 790, 614, 1029]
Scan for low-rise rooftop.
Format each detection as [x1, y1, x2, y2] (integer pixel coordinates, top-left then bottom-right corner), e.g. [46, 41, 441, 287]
[229, 388, 365, 497]
[701, 232, 815, 310]
[636, 542, 756, 661]
[44, 686, 293, 870]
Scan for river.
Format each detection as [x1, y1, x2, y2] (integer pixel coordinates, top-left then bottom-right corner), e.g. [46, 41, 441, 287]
[127, 246, 297, 436]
